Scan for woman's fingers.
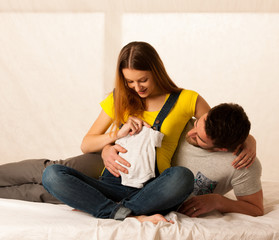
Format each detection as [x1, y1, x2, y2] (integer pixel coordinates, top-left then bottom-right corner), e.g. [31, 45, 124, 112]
[102, 144, 129, 176]
[127, 116, 150, 135]
[106, 166, 121, 177]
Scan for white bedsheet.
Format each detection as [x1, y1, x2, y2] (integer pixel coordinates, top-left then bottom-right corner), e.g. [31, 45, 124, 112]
[0, 181, 279, 240]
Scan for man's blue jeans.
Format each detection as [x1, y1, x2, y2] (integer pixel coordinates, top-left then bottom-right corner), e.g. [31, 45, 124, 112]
[42, 165, 194, 220]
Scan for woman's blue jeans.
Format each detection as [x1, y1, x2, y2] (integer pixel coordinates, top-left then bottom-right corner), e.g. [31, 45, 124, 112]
[42, 165, 194, 220]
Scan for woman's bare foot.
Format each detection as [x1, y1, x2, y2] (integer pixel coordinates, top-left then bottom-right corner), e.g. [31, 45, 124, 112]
[72, 209, 84, 213]
[132, 214, 174, 224]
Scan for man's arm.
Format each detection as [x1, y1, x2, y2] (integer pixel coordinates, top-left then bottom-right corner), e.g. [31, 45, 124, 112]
[178, 190, 263, 217]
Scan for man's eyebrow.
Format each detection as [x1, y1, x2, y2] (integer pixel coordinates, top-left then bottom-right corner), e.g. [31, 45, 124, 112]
[197, 134, 207, 144]
[196, 118, 207, 144]
[195, 118, 199, 127]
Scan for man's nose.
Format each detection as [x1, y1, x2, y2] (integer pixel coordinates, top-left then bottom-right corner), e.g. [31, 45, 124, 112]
[188, 128, 197, 138]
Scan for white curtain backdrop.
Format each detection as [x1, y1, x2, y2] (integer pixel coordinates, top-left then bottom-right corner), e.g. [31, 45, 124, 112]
[0, 0, 278, 181]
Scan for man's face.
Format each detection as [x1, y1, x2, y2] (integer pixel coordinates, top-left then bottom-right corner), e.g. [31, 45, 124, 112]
[186, 113, 216, 150]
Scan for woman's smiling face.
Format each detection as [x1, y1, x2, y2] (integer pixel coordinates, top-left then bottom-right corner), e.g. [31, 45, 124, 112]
[122, 68, 160, 98]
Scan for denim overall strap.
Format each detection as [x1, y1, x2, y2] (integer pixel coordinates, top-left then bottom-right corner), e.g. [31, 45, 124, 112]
[152, 91, 182, 131]
[152, 90, 181, 176]
[114, 89, 181, 131]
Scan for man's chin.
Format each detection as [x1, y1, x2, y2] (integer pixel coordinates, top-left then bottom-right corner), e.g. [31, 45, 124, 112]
[186, 136, 199, 147]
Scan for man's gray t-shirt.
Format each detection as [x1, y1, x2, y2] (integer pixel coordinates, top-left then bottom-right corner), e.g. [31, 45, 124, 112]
[172, 121, 262, 197]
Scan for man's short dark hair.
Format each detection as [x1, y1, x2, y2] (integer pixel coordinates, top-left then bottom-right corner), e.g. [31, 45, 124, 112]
[205, 103, 251, 152]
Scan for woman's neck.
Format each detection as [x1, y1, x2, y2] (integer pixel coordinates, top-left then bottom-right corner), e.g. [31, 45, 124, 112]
[145, 94, 168, 112]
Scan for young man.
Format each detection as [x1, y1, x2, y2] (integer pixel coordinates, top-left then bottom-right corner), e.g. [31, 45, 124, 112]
[173, 103, 263, 217]
[0, 103, 263, 219]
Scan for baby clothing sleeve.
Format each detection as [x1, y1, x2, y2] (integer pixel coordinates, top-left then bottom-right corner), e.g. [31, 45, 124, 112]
[151, 129, 164, 148]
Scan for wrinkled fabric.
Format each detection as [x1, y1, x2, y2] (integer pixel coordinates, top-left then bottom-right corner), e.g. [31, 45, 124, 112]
[0, 181, 278, 240]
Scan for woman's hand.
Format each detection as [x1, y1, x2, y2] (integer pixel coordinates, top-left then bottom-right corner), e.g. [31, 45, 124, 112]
[117, 116, 150, 139]
[132, 214, 174, 224]
[101, 144, 130, 177]
[232, 134, 256, 169]
[101, 116, 150, 177]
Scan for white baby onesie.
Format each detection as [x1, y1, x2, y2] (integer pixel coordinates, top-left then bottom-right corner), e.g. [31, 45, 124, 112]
[115, 126, 164, 188]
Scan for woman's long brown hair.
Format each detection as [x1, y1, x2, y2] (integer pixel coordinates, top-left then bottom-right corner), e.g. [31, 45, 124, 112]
[113, 41, 181, 129]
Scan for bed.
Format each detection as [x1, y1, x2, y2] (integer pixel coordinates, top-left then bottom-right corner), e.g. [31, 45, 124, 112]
[1, 181, 278, 240]
[1, 3, 279, 239]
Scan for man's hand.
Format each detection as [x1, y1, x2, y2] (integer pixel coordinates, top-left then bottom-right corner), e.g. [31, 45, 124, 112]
[101, 144, 130, 177]
[232, 134, 256, 169]
[178, 194, 220, 217]
[178, 190, 264, 217]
